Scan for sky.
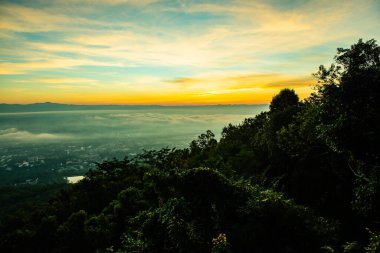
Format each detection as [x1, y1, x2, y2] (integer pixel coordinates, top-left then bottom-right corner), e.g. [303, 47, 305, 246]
[0, 0, 379, 105]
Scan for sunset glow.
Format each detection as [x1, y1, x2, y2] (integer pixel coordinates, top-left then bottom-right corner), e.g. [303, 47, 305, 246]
[1, 0, 379, 105]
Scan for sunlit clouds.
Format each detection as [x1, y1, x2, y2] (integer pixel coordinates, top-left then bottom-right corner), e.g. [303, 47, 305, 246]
[0, 128, 69, 141]
[0, 0, 379, 104]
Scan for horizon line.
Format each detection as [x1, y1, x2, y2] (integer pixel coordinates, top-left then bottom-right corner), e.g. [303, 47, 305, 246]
[0, 102, 270, 106]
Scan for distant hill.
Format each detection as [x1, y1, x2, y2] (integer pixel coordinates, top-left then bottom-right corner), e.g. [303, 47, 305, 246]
[0, 102, 264, 113]
[0, 103, 164, 113]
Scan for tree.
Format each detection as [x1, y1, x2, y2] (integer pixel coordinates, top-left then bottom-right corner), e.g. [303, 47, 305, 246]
[190, 130, 217, 153]
[269, 88, 299, 113]
[313, 39, 380, 223]
[314, 39, 380, 161]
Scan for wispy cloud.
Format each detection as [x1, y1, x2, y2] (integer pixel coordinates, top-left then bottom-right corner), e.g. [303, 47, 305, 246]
[52, 0, 158, 6]
[0, 58, 123, 75]
[166, 73, 313, 90]
[0, 0, 379, 104]
[0, 4, 109, 33]
[36, 77, 97, 84]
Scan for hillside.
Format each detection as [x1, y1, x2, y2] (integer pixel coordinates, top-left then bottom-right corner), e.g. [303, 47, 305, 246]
[0, 39, 379, 253]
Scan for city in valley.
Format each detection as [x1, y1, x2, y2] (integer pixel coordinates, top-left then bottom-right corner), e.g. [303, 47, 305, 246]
[0, 142, 141, 185]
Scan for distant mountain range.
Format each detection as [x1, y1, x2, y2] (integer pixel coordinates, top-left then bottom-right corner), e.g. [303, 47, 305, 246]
[0, 102, 163, 113]
[0, 102, 263, 113]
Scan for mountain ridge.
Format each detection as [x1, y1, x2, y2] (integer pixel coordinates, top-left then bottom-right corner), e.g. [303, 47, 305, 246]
[0, 103, 267, 113]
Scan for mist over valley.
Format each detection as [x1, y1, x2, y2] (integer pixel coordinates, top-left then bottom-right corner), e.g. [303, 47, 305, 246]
[0, 104, 267, 185]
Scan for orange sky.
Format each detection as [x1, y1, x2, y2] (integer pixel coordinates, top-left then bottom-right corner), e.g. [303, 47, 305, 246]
[0, 0, 379, 104]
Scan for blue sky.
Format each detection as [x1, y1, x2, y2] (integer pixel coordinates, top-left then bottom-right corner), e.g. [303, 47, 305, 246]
[0, 0, 379, 104]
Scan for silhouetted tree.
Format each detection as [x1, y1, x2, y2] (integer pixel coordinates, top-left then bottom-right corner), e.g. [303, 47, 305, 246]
[269, 88, 299, 112]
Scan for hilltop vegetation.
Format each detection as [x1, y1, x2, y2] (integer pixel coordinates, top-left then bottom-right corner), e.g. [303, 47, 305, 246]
[0, 39, 379, 253]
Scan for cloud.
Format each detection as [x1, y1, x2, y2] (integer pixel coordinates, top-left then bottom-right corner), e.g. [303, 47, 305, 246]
[52, 0, 158, 6]
[0, 128, 69, 141]
[37, 77, 97, 84]
[16, 0, 376, 72]
[0, 3, 125, 33]
[0, 4, 78, 33]
[43, 78, 100, 89]
[47, 85, 76, 89]
[0, 58, 123, 75]
[166, 73, 314, 90]
[66, 30, 236, 67]
[171, 0, 379, 54]
[165, 77, 200, 86]
[0, 0, 379, 104]
[3, 0, 378, 69]
[163, 72, 315, 103]
[109, 112, 253, 125]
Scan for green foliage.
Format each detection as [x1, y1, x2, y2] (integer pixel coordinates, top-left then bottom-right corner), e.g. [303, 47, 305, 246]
[190, 130, 218, 152]
[365, 232, 380, 253]
[352, 165, 380, 218]
[119, 232, 145, 253]
[57, 210, 88, 251]
[314, 39, 380, 160]
[365, 230, 380, 253]
[312, 39, 380, 226]
[343, 241, 361, 253]
[211, 233, 232, 253]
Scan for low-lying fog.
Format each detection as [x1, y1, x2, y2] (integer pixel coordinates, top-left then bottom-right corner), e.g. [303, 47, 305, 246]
[0, 105, 268, 184]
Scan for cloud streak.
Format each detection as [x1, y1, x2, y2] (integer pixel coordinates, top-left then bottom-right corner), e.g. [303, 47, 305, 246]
[166, 73, 314, 90]
[0, 0, 379, 104]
